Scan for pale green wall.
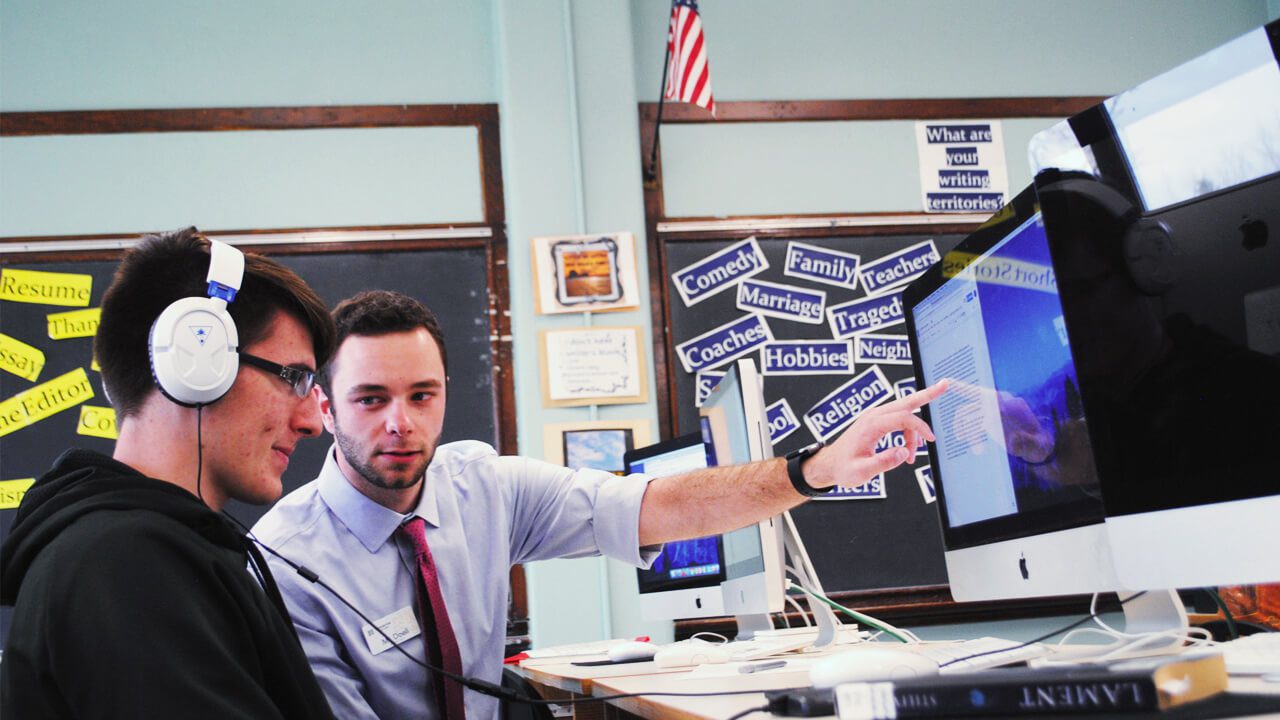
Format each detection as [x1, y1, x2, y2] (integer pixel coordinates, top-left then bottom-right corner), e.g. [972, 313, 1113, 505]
[2, 0, 1275, 651]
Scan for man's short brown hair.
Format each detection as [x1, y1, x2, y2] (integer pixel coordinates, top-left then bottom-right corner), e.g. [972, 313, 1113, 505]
[318, 290, 448, 397]
[95, 227, 336, 418]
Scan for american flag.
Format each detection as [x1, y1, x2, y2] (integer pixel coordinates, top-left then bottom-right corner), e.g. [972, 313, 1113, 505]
[664, 0, 715, 116]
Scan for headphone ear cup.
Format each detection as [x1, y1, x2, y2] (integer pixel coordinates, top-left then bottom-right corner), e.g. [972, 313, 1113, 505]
[149, 296, 240, 406]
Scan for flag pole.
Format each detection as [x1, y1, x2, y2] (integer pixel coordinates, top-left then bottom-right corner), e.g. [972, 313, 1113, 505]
[644, 30, 673, 184]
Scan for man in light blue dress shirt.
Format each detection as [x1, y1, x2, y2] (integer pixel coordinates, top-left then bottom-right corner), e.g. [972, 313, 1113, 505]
[253, 290, 947, 720]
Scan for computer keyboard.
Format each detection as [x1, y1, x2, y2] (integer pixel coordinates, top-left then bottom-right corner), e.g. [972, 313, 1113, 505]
[722, 635, 815, 661]
[724, 625, 870, 660]
[1214, 632, 1280, 675]
[917, 636, 1053, 673]
[520, 638, 642, 660]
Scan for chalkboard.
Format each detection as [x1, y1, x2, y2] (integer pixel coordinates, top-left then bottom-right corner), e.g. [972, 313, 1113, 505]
[663, 232, 966, 595]
[0, 244, 500, 640]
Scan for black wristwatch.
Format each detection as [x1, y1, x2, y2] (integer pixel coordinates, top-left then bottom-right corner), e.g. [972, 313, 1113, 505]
[785, 441, 832, 497]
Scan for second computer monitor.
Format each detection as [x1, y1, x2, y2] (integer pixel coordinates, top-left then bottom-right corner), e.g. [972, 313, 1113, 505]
[700, 358, 787, 632]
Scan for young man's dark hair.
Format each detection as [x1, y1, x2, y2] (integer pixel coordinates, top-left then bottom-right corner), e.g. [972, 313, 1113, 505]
[317, 289, 448, 396]
[95, 226, 336, 419]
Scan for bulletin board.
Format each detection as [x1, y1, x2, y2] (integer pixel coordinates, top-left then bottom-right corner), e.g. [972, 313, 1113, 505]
[639, 97, 1104, 624]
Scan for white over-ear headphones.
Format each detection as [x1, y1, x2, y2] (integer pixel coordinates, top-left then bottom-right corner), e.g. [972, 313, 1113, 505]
[149, 240, 246, 406]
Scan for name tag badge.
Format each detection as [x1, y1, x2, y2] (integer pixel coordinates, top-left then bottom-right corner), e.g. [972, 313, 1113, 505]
[362, 606, 421, 656]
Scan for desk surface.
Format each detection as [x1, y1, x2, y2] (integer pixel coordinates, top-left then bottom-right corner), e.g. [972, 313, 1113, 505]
[514, 646, 1280, 720]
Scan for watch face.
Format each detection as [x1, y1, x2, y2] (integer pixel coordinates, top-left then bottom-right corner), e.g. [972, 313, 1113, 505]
[789, 441, 821, 460]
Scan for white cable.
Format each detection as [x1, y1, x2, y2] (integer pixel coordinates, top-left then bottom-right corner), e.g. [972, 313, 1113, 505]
[784, 595, 813, 628]
[784, 578, 921, 643]
[1039, 593, 1216, 665]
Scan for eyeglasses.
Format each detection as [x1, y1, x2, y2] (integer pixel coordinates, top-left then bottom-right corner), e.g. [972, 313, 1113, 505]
[239, 352, 316, 398]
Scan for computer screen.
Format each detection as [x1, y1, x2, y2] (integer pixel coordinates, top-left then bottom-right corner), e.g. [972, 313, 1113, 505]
[625, 429, 728, 621]
[1028, 18, 1280, 591]
[904, 184, 1122, 601]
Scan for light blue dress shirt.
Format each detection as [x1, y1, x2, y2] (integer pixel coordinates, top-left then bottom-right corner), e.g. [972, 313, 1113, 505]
[252, 441, 658, 720]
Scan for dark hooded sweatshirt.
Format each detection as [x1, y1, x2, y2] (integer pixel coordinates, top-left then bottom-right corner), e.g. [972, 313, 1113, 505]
[0, 449, 334, 719]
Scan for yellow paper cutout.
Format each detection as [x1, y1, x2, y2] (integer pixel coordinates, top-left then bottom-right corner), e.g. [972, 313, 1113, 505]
[77, 404, 118, 440]
[91, 357, 101, 372]
[0, 333, 46, 381]
[0, 368, 95, 438]
[0, 268, 92, 307]
[0, 479, 36, 510]
[47, 307, 102, 340]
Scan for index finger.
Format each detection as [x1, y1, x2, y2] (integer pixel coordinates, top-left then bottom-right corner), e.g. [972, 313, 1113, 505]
[894, 378, 949, 412]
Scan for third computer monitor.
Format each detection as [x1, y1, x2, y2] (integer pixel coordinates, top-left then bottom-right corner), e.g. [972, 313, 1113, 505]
[1028, 19, 1280, 591]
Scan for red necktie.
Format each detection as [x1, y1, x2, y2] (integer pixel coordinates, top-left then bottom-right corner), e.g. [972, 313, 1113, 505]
[401, 517, 467, 720]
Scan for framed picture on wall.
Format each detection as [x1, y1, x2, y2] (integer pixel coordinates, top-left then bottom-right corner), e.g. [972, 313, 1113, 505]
[539, 326, 649, 407]
[531, 232, 640, 314]
[542, 419, 653, 475]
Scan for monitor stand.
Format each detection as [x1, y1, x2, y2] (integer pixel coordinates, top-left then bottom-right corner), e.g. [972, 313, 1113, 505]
[1052, 588, 1190, 662]
[1117, 588, 1190, 655]
[735, 512, 843, 646]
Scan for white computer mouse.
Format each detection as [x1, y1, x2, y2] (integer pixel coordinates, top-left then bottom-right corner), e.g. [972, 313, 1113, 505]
[653, 642, 732, 668]
[809, 646, 940, 688]
[606, 641, 660, 662]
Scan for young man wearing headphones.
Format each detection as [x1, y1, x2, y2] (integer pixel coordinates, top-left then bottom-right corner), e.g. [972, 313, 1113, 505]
[253, 290, 947, 720]
[0, 228, 337, 718]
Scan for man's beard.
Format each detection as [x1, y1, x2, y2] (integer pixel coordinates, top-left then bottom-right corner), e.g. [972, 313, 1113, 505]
[332, 415, 434, 491]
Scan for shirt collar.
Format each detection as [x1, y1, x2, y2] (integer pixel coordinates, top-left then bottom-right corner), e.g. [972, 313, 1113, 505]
[317, 445, 440, 553]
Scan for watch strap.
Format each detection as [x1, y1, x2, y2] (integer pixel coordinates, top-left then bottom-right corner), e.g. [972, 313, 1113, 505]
[786, 443, 832, 497]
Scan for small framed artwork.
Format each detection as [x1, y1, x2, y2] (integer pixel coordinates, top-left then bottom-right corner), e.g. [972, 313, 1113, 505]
[531, 232, 640, 314]
[540, 326, 648, 408]
[542, 419, 653, 474]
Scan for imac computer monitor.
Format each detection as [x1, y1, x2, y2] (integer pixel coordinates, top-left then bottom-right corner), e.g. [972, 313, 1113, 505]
[699, 358, 787, 636]
[1027, 19, 1280, 591]
[625, 429, 727, 621]
[903, 184, 1123, 602]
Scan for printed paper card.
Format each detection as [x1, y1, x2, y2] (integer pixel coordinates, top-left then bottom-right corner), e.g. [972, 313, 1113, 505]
[765, 398, 801, 446]
[675, 314, 773, 374]
[783, 242, 861, 291]
[916, 465, 936, 504]
[0, 268, 93, 307]
[915, 120, 1009, 213]
[671, 237, 769, 307]
[760, 339, 854, 376]
[47, 307, 101, 340]
[540, 327, 647, 407]
[0, 479, 36, 510]
[77, 405, 118, 440]
[694, 369, 727, 408]
[803, 366, 892, 442]
[858, 240, 940, 295]
[854, 334, 912, 366]
[0, 332, 46, 381]
[813, 474, 886, 501]
[736, 278, 826, 325]
[0, 367, 95, 438]
[827, 289, 905, 339]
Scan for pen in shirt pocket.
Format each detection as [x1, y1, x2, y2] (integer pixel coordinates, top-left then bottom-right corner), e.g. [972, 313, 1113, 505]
[739, 660, 787, 674]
